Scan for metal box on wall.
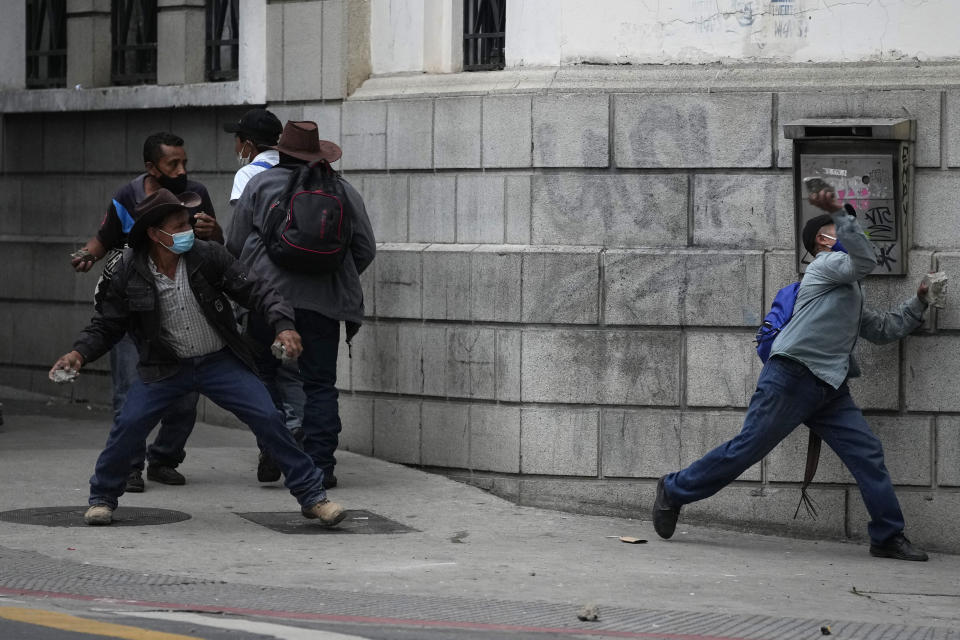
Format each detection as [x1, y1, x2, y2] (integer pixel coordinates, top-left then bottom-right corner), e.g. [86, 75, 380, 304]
[783, 118, 915, 276]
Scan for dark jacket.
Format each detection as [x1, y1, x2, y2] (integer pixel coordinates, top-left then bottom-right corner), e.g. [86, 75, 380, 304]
[73, 240, 295, 382]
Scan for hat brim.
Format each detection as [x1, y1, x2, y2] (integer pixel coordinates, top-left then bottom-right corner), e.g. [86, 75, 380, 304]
[129, 192, 203, 248]
[223, 122, 243, 134]
[271, 140, 342, 163]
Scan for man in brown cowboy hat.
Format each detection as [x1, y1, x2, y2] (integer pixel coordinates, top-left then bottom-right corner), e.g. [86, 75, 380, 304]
[50, 188, 345, 527]
[227, 121, 376, 491]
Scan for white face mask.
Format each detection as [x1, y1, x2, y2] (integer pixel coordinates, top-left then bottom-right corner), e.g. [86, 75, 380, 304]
[237, 141, 251, 168]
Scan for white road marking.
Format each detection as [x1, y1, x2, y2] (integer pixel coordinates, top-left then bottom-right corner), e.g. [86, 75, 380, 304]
[119, 611, 369, 640]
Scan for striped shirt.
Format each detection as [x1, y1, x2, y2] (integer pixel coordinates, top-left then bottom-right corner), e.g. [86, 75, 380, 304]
[148, 256, 225, 358]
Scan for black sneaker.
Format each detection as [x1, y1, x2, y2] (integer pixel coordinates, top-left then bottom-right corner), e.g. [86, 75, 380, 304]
[870, 534, 929, 561]
[257, 451, 281, 482]
[146, 464, 186, 485]
[652, 476, 681, 539]
[125, 470, 145, 493]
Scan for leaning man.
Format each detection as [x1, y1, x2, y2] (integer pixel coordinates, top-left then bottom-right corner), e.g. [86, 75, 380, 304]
[50, 189, 344, 527]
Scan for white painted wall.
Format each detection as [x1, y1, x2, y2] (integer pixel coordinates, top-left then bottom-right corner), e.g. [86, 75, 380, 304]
[372, 0, 960, 74]
[508, 0, 960, 67]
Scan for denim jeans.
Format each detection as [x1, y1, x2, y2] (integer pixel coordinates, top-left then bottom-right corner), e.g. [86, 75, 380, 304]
[249, 310, 341, 476]
[110, 334, 198, 470]
[90, 348, 326, 509]
[664, 355, 905, 545]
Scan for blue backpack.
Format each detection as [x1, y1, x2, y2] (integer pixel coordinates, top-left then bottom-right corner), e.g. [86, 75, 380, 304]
[755, 282, 801, 363]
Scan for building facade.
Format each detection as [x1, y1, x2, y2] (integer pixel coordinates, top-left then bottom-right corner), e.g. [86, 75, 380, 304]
[3, 0, 960, 551]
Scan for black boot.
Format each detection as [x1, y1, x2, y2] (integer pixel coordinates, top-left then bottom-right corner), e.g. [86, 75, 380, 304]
[869, 534, 928, 561]
[652, 476, 681, 539]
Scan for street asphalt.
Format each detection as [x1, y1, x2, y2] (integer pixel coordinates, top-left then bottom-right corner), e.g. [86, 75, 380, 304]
[0, 384, 958, 640]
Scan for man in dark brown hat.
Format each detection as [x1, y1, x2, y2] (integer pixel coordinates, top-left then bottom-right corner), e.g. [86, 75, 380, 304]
[50, 188, 345, 527]
[227, 121, 375, 491]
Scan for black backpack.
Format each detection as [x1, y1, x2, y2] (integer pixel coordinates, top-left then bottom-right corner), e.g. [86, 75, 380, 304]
[262, 161, 353, 274]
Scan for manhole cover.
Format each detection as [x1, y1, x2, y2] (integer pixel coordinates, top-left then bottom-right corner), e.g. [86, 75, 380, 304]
[235, 509, 418, 534]
[0, 506, 191, 528]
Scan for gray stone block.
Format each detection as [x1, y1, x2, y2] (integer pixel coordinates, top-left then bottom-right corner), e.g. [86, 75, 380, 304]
[517, 478, 646, 517]
[935, 253, 960, 329]
[321, 0, 346, 99]
[20, 176, 64, 235]
[949, 91, 960, 167]
[420, 401, 470, 468]
[33, 241, 86, 301]
[846, 341, 900, 411]
[422, 244, 477, 321]
[482, 94, 532, 168]
[456, 175, 504, 243]
[214, 107, 247, 173]
[336, 332, 351, 392]
[341, 100, 386, 170]
[532, 174, 687, 247]
[0, 243, 34, 299]
[905, 336, 960, 412]
[766, 415, 932, 487]
[373, 397, 420, 464]
[778, 90, 941, 168]
[686, 332, 763, 408]
[387, 99, 433, 170]
[338, 393, 373, 455]
[12, 302, 93, 366]
[264, 104, 304, 128]
[4, 114, 43, 173]
[374, 243, 424, 318]
[0, 177, 22, 234]
[356, 174, 407, 243]
[615, 93, 772, 169]
[434, 97, 481, 169]
[693, 174, 793, 249]
[914, 171, 960, 249]
[397, 324, 447, 397]
[470, 404, 521, 473]
[764, 251, 800, 310]
[505, 174, 531, 244]
[522, 247, 600, 324]
[446, 327, 496, 400]
[936, 417, 960, 487]
[125, 110, 172, 170]
[471, 245, 523, 323]
[42, 114, 84, 173]
[520, 407, 599, 476]
[604, 250, 763, 327]
[360, 260, 375, 316]
[521, 329, 681, 405]
[170, 108, 218, 173]
[408, 175, 455, 243]
[302, 103, 343, 148]
[281, 1, 325, 100]
[861, 250, 934, 330]
[83, 111, 128, 173]
[495, 329, 521, 402]
[264, 2, 283, 100]
[350, 322, 398, 393]
[602, 409, 759, 480]
[532, 93, 608, 168]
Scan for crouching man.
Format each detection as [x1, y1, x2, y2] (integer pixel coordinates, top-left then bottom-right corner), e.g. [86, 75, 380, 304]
[50, 188, 345, 527]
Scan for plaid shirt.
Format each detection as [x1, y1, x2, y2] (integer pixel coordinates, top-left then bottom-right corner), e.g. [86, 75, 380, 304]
[148, 256, 225, 358]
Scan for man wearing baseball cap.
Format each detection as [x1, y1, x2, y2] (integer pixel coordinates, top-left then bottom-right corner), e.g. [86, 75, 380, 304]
[50, 188, 345, 527]
[652, 188, 935, 561]
[224, 108, 283, 204]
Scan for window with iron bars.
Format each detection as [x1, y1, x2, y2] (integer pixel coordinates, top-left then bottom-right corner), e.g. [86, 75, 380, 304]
[206, 0, 239, 82]
[112, 0, 158, 85]
[463, 0, 505, 71]
[26, 0, 67, 89]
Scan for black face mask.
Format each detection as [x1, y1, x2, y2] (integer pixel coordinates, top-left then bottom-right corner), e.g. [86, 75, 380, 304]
[156, 172, 188, 194]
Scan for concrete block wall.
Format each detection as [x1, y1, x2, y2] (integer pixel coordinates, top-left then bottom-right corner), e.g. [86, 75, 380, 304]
[329, 83, 960, 553]
[4, 73, 960, 552]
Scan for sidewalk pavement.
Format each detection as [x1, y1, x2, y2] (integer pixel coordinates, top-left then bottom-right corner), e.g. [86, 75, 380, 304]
[0, 384, 959, 639]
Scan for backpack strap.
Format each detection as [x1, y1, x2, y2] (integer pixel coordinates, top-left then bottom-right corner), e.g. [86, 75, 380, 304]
[794, 430, 823, 519]
[250, 160, 273, 169]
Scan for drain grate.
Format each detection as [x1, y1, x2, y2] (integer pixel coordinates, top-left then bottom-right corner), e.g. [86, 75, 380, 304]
[235, 509, 417, 534]
[0, 506, 191, 528]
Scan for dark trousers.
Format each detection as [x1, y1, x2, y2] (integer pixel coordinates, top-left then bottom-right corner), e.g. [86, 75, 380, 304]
[90, 348, 326, 509]
[249, 310, 342, 476]
[664, 355, 905, 545]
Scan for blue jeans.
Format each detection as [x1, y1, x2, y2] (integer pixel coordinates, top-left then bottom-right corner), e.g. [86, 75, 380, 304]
[249, 310, 341, 475]
[664, 356, 905, 545]
[90, 348, 326, 509]
[110, 334, 198, 471]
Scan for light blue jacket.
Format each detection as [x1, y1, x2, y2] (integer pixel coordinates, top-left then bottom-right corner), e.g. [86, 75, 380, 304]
[770, 210, 926, 389]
